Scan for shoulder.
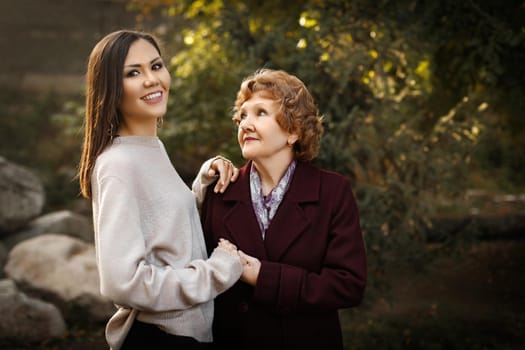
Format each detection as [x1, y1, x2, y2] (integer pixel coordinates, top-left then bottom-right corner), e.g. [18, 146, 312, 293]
[299, 164, 360, 216]
[285, 162, 352, 204]
[93, 144, 138, 180]
[301, 163, 357, 205]
[296, 161, 351, 188]
[320, 167, 352, 188]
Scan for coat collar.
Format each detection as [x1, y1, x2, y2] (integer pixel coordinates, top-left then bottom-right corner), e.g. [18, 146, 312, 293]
[223, 160, 320, 203]
[222, 160, 321, 261]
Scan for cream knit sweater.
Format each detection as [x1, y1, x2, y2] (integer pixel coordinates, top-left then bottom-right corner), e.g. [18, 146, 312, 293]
[91, 136, 242, 349]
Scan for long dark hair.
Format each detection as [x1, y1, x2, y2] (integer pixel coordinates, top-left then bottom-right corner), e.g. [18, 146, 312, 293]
[78, 30, 162, 199]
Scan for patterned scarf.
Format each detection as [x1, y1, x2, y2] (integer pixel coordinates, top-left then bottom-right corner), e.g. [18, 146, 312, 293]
[250, 160, 296, 239]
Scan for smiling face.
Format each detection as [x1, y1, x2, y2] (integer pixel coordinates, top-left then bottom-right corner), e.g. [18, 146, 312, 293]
[237, 91, 298, 164]
[119, 38, 171, 133]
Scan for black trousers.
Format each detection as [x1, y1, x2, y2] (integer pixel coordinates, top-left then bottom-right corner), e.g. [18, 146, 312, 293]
[121, 320, 210, 350]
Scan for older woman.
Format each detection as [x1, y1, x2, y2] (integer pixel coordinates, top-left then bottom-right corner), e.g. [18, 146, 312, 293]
[197, 69, 367, 350]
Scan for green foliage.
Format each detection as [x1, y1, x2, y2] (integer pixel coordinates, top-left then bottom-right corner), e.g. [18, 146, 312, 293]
[0, 87, 83, 211]
[124, 0, 521, 271]
[0, 0, 519, 345]
[41, 0, 522, 278]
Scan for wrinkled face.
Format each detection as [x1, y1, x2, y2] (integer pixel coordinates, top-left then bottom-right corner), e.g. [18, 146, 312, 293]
[119, 38, 171, 126]
[237, 91, 298, 163]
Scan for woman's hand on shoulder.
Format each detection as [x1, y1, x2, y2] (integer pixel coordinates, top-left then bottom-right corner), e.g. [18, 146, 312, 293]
[209, 156, 239, 193]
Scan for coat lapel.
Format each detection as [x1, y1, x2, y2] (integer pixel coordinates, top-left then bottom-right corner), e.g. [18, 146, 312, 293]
[221, 161, 321, 262]
[264, 162, 320, 261]
[222, 163, 268, 260]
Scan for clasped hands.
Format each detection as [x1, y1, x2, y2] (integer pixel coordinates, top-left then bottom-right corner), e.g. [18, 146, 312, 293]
[218, 238, 260, 286]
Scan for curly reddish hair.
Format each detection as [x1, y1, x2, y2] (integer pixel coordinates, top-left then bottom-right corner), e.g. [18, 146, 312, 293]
[232, 69, 324, 161]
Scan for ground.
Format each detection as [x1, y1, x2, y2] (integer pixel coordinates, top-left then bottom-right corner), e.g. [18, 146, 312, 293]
[341, 239, 525, 349]
[2, 239, 523, 349]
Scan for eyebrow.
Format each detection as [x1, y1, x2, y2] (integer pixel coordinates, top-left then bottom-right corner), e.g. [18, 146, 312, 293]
[241, 102, 272, 109]
[124, 56, 162, 68]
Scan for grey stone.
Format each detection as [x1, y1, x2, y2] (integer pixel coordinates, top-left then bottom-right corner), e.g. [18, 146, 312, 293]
[4, 234, 113, 322]
[0, 156, 45, 234]
[0, 278, 66, 342]
[3, 210, 94, 249]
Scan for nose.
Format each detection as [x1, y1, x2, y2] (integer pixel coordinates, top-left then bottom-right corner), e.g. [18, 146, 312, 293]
[239, 117, 254, 132]
[143, 71, 160, 87]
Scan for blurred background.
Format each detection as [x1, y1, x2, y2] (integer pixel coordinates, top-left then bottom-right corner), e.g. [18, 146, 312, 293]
[0, 0, 524, 349]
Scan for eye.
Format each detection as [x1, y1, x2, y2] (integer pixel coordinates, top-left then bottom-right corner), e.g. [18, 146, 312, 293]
[257, 109, 267, 116]
[125, 69, 139, 78]
[152, 62, 164, 70]
[239, 112, 247, 120]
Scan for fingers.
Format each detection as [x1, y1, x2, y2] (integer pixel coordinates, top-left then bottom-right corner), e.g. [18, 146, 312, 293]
[231, 167, 240, 182]
[207, 168, 217, 178]
[238, 250, 249, 265]
[238, 250, 259, 266]
[215, 170, 231, 193]
[216, 160, 234, 190]
[238, 250, 261, 286]
[211, 157, 238, 193]
[218, 238, 237, 252]
[238, 250, 249, 260]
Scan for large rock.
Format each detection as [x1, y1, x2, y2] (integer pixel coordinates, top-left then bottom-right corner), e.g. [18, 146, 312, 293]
[0, 278, 66, 343]
[4, 234, 113, 321]
[3, 209, 94, 250]
[0, 156, 45, 234]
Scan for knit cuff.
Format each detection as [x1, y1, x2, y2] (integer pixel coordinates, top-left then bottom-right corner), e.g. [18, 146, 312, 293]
[209, 246, 243, 283]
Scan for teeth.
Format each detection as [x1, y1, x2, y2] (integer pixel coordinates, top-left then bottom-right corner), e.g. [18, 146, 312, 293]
[143, 92, 161, 100]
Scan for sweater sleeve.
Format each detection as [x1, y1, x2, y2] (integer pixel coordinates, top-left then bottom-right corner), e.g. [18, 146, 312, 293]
[191, 157, 218, 212]
[93, 174, 242, 312]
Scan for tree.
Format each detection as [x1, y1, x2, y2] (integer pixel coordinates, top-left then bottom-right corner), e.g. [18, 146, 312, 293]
[123, 0, 525, 274]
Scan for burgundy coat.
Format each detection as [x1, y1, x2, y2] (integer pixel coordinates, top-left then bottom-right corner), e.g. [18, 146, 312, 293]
[201, 161, 367, 350]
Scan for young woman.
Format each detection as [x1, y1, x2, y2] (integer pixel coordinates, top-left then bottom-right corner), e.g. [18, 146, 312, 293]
[78, 30, 242, 350]
[198, 69, 367, 349]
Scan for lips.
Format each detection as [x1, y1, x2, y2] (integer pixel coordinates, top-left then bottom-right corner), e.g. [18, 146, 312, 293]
[141, 91, 163, 103]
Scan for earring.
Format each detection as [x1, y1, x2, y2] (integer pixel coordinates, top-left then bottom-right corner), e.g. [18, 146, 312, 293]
[157, 116, 164, 128]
